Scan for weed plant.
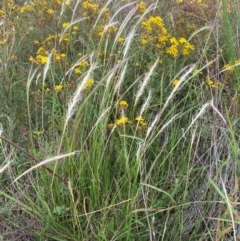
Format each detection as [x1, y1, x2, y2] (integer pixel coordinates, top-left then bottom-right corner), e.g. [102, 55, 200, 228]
[1, 0, 240, 240]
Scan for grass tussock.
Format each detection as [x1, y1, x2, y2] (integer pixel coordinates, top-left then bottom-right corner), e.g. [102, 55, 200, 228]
[1, 0, 240, 240]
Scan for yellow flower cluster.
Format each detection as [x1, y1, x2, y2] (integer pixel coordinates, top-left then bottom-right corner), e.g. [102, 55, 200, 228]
[29, 45, 67, 65]
[178, 37, 195, 55]
[29, 47, 49, 65]
[223, 63, 234, 73]
[108, 100, 131, 127]
[118, 100, 129, 109]
[223, 59, 240, 73]
[54, 52, 66, 61]
[36, 82, 77, 95]
[108, 100, 147, 131]
[141, 16, 169, 47]
[82, 1, 99, 17]
[83, 79, 94, 90]
[18, 0, 65, 27]
[74, 60, 90, 75]
[115, 116, 132, 125]
[54, 85, 63, 92]
[137, 1, 146, 14]
[166, 37, 179, 57]
[118, 37, 126, 43]
[135, 116, 147, 130]
[102, 8, 110, 22]
[141, 16, 166, 33]
[140, 16, 194, 57]
[28, 23, 80, 65]
[97, 25, 118, 37]
[205, 77, 222, 90]
[20, 2, 35, 13]
[62, 22, 70, 29]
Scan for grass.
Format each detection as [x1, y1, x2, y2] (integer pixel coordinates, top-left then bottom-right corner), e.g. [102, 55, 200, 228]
[1, 0, 240, 240]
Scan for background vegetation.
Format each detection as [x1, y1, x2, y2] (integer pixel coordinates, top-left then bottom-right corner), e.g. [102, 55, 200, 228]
[1, 0, 240, 240]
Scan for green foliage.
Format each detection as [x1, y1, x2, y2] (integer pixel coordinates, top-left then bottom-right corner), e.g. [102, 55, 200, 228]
[1, 0, 240, 240]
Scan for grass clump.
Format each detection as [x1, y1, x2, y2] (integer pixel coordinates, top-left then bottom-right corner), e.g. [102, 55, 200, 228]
[1, 0, 240, 240]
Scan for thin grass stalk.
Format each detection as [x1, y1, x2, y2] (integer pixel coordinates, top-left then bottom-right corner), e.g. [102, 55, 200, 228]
[58, 54, 97, 153]
[134, 58, 159, 106]
[146, 63, 197, 140]
[13, 151, 77, 184]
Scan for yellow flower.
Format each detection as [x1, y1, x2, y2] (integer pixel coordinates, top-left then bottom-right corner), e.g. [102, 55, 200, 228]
[37, 55, 48, 64]
[141, 16, 165, 33]
[206, 79, 216, 89]
[62, 36, 69, 42]
[172, 79, 179, 87]
[181, 42, 195, 55]
[140, 34, 148, 44]
[78, 60, 89, 67]
[46, 8, 54, 14]
[62, 22, 70, 29]
[167, 45, 178, 57]
[115, 116, 131, 125]
[135, 116, 147, 129]
[137, 1, 146, 14]
[55, 55, 61, 61]
[179, 37, 187, 44]
[158, 34, 169, 44]
[135, 116, 144, 122]
[82, 1, 99, 17]
[136, 115, 147, 123]
[140, 16, 170, 48]
[118, 100, 128, 108]
[102, 8, 110, 21]
[74, 68, 82, 75]
[73, 26, 79, 31]
[223, 63, 234, 72]
[65, 0, 71, 6]
[55, 53, 66, 61]
[83, 79, 94, 90]
[54, 85, 63, 92]
[118, 37, 126, 43]
[205, 77, 222, 90]
[97, 25, 104, 36]
[169, 37, 179, 45]
[32, 130, 44, 137]
[29, 56, 34, 62]
[20, 4, 34, 13]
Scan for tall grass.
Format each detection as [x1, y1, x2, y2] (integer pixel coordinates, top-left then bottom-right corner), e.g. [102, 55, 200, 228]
[1, 0, 240, 240]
